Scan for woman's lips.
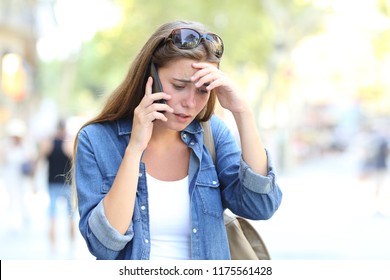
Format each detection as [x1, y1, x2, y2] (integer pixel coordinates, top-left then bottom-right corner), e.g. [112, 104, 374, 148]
[174, 113, 191, 122]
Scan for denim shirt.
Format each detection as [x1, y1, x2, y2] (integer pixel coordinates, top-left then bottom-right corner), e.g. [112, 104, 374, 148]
[75, 115, 282, 260]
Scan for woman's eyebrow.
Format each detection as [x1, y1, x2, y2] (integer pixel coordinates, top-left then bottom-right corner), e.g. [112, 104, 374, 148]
[172, 78, 209, 87]
[173, 78, 192, 83]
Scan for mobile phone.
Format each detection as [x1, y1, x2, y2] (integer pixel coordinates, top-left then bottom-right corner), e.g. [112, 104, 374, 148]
[150, 62, 166, 104]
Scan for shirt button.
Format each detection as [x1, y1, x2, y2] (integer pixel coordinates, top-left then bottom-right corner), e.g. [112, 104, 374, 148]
[193, 228, 197, 234]
[212, 181, 217, 185]
[183, 133, 187, 139]
[190, 141, 195, 146]
[141, 205, 146, 211]
[138, 173, 143, 177]
[144, 239, 149, 244]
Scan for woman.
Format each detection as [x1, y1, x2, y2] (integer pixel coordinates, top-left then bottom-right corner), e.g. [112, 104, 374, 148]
[74, 20, 282, 260]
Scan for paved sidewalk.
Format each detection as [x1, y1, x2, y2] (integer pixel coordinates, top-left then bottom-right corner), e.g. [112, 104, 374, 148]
[254, 152, 390, 260]
[0, 187, 93, 260]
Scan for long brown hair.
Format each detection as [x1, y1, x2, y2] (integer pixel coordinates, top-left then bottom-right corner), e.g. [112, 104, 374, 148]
[71, 20, 222, 207]
[82, 20, 220, 128]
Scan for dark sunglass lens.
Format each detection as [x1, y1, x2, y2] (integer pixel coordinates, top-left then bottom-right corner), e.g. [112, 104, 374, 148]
[205, 34, 224, 58]
[169, 28, 223, 58]
[172, 29, 200, 49]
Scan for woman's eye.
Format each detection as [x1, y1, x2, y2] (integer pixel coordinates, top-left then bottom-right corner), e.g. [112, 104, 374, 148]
[197, 86, 209, 94]
[198, 89, 209, 94]
[173, 84, 185, 90]
[197, 82, 210, 94]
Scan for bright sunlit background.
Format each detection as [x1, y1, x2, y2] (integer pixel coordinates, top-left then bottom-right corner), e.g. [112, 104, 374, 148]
[0, 0, 389, 260]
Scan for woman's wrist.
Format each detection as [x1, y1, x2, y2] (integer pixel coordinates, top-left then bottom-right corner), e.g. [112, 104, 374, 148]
[125, 142, 145, 158]
[232, 102, 253, 123]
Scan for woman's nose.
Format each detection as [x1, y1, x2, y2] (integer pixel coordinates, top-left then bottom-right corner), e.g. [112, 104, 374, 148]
[182, 88, 196, 108]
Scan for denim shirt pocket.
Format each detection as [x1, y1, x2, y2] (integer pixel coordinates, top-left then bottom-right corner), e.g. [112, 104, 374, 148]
[196, 165, 223, 218]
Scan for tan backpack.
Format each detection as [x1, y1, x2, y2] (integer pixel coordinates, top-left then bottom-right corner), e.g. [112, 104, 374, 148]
[201, 120, 271, 260]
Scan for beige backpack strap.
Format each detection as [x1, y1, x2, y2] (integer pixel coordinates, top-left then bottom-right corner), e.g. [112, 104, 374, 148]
[201, 120, 271, 260]
[201, 120, 216, 164]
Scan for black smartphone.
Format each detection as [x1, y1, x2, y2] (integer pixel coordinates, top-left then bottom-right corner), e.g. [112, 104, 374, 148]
[150, 62, 166, 104]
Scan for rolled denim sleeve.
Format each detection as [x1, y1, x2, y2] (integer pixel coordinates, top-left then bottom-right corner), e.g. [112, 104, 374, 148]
[239, 149, 275, 194]
[211, 116, 282, 220]
[240, 160, 272, 193]
[89, 200, 133, 251]
[76, 127, 134, 259]
[235, 149, 282, 220]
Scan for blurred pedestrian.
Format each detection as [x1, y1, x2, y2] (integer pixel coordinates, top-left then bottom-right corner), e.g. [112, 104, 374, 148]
[0, 119, 36, 231]
[358, 124, 389, 198]
[37, 119, 75, 252]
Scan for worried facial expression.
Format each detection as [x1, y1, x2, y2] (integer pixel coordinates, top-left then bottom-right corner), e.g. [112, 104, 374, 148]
[156, 58, 214, 130]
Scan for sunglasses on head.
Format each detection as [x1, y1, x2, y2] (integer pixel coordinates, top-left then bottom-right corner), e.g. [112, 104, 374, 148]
[166, 28, 224, 58]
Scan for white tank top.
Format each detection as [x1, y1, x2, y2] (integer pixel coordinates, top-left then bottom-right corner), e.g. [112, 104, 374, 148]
[146, 172, 191, 260]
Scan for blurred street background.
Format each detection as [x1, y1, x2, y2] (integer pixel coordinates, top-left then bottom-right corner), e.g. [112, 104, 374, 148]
[1, 0, 390, 260]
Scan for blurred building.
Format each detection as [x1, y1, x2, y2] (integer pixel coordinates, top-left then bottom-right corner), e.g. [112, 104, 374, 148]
[0, 0, 38, 136]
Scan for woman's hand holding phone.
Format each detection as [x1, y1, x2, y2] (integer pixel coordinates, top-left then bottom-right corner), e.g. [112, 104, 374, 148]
[128, 77, 173, 152]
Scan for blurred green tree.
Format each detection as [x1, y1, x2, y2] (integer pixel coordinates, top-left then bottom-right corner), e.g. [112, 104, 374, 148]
[74, 0, 272, 99]
[374, 0, 390, 59]
[39, 0, 326, 122]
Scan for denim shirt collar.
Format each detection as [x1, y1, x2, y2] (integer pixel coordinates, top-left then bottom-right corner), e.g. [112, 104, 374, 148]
[117, 119, 132, 136]
[182, 120, 204, 135]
